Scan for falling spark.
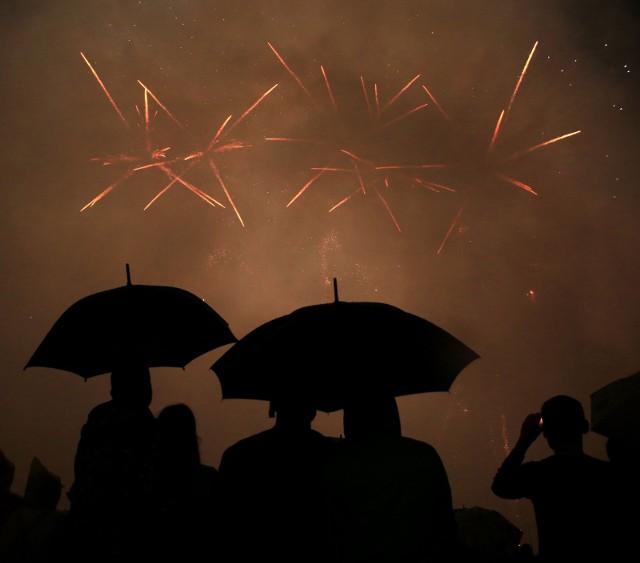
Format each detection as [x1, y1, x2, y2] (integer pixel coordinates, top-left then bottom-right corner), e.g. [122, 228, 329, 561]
[495, 173, 538, 195]
[286, 169, 327, 207]
[500, 412, 511, 455]
[360, 76, 372, 115]
[226, 83, 279, 136]
[437, 204, 465, 255]
[376, 164, 448, 170]
[328, 188, 359, 212]
[321, 65, 338, 113]
[268, 42, 316, 105]
[501, 130, 582, 162]
[487, 110, 505, 153]
[421, 84, 451, 122]
[80, 172, 134, 211]
[80, 52, 129, 128]
[374, 186, 401, 232]
[506, 41, 538, 119]
[379, 102, 430, 130]
[380, 74, 420, 112]
[137, 80, 187, 132]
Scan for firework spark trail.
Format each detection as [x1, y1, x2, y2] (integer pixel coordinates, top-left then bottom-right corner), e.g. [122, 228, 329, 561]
[269, 46, 429, 221]
[143, 162, 224, 209]
[80, 171, 134, 211]
[137, 80, 188, 132]
[495, 173, 538, 195]
[208, 159, 244, 226]
[376, 164, 449, 170]
[328, 188, 360, 212]
[80, 52, 129, 128]
[487, 110, 505, 154]
[505, 41, 538, 119]
[360, 76, 372, 115]
[501, 130, 582, 162]
[378, 102, 430, 130]
[268, 42, 316, 106]
[286, 169, 327, 207]
[374, 186, 401, 232]
[81, 49, 277, 221]
[437, 204, 465, 255]
[380, 74, 421, 113]
[421, 84, 451, 122]
[413, 179, 456, 192]
[226, 83, 279, 136]
[321, 66, 339, 113]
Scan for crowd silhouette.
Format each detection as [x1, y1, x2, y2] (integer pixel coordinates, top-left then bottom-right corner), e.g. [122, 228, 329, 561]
[2, 367, 633, 561]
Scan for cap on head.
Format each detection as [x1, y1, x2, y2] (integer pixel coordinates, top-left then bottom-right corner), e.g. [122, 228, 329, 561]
[540, 394, 589, 437]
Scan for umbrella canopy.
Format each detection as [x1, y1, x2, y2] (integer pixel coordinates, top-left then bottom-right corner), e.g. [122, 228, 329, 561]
[25, 265, 237, 378]
[591, 370, 640, 443]
[212, 279, 478, 412]
[454, 506, 523, 558]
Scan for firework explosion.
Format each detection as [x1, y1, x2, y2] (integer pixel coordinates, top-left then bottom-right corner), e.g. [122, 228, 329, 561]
[80, 41, 580, 241]
[79, 52, 278, 226]
[265, 42, 458, 232]
[376, 42, 581, 253]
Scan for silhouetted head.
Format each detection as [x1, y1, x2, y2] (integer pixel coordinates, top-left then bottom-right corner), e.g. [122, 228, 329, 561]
[0, 449, 15, 492]
[110, 363, 152, 406]
[158, 403, 201, 466]
[343, 393, 401, 440]
[540, 394, 589, 453]
[158, 403, 197, 436]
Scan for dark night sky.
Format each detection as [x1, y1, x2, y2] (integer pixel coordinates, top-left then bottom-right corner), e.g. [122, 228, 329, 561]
[2, 0, 639, 551]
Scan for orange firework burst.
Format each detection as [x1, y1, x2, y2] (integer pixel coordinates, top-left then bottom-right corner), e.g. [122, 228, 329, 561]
[379, 41, 581, 252]
[79, 52, 277, 225]
[266, 42, 446, 232]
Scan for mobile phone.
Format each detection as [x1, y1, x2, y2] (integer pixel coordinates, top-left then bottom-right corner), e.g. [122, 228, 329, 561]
[538, 417, 543, 430]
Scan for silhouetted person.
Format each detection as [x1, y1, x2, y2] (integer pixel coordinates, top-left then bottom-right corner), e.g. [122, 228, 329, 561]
[217, 394, 338, 563]
[156, 403, 220, 561]
[0, 456, 66, 563]
[491, 394, 617, 562]
[323, 393, 458, 562]
[606, 436, 640, 559]
[0, 450, 23, 535]
[66, 363, 161, 562]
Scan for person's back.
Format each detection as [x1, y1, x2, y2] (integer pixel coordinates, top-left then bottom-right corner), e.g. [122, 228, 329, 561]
[606, 437, 640, 560]
[218, 396, 337, 562]
[156, 403, 220, 560]
[491, 394, 617, 562]
[0, 450, 23, 535]
[0, 456, 67, 563]
[324, 394, 457, 563]
[67, 364, 161, 562]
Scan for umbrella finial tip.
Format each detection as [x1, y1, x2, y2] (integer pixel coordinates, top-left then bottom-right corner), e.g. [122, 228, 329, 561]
[333, 277, 339, 302]
[125, 264, 131, 286]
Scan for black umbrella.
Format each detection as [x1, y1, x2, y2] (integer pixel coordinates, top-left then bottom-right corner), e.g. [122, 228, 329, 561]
[212, 279, 479, 412]
[25, 264, 237, 378]
[454, 506, 523, 559]
[591, 370, 640, 443]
